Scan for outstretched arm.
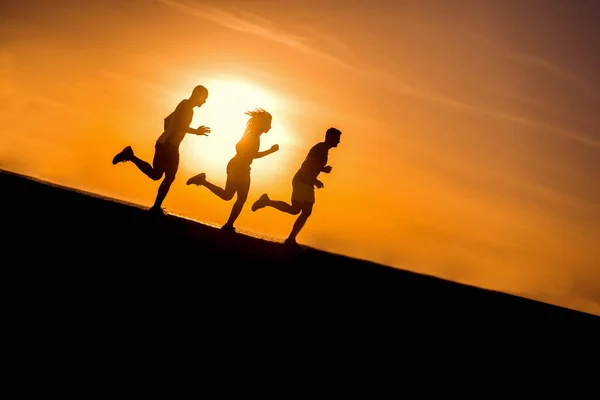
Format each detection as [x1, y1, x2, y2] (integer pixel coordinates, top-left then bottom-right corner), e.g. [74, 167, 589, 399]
[186, 125, 211, 136]
[254, 144, 279, 159]
[168, 103, 210, 136]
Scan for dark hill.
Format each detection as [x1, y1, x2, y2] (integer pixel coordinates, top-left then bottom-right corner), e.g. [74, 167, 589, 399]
[1, 168, 597, 340]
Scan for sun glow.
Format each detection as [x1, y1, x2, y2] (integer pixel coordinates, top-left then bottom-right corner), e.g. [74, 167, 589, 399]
[180, 79, 294, 180]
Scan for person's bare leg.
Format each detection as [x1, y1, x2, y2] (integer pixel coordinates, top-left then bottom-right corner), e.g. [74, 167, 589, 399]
[113, 146, 162, 180]
[268, 200, 299, 214]
[152, 172, 175, 210]
[203, 179, 235, 200]
[223, 177, 250, 230]
[189, 173, 236, 201]
[286, 202, 313, 243]
[252, 194, 301, 214]
[131, 155, 163, 180]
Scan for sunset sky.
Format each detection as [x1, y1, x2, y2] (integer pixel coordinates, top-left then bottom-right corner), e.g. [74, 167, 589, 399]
[2, 0, 599, 315]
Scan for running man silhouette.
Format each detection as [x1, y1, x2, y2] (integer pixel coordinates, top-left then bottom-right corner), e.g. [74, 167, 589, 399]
[186, 108, 279, 232]
[111, 85, 210, 215]
[251, 127, 342, 245]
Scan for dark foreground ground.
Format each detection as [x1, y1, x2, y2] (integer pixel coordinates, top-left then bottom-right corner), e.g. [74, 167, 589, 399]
[2, 169, 598, 353]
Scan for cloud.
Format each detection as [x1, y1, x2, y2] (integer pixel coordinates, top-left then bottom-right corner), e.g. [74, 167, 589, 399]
[157, 0, 354, 70]
[363, 66, 600, 149]
[156, 1, 600, 150]
[383, 23, 599, 147]
[459, 26, 595, 95]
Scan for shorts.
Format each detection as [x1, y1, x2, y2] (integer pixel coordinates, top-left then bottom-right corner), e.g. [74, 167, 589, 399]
[153, 142, 179, 176]
[291, 181, 315, 204]
[223, 157, 251, 194]
[226, 157, 251, 178]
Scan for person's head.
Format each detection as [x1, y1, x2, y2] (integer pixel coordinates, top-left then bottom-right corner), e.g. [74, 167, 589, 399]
[324, 127, 342, 148]
[190, 85, 209, 107]
[244, 108, 272, 134]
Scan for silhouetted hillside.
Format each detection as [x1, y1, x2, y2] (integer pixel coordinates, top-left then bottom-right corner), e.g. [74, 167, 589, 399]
[1, 168, 597, 334]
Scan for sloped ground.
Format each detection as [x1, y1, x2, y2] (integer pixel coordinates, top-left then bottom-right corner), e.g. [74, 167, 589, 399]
[2, 169, 597, 338]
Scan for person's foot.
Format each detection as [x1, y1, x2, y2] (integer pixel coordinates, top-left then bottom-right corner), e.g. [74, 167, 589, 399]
[251, 193, 270, 212]
[220, 224, 237, 233]
[284, 237, 299, 246]
[112, 146, 133, 165]
[186, 173, 206, 186]
[149, 205, 167, 215]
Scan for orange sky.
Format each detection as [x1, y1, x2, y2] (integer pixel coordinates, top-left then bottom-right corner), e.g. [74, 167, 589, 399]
[2, 0, 599, 315]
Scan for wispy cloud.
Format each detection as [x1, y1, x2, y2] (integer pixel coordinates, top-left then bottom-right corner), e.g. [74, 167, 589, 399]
[364, 67, 600, 149]
[157, 0, 354, 70]
[157, 1, 600, 150]
[459, 26, 594, 95]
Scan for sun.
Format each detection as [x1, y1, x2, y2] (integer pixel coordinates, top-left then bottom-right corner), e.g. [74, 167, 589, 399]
[179, 79, 293, 179]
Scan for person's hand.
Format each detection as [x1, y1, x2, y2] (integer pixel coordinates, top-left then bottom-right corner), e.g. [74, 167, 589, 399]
[197, 125, 211, 136]
[315, 179, 324, 189]
[322, 165, 333, 174]
[270, 144, 279, 153]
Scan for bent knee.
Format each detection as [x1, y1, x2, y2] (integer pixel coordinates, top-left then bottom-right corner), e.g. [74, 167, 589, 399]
[236, 194, 248, 203]
[223, 191, 236, 201]
[149, 171, 163, 181]
[289, 206, 302, 215]
[301, 204, 313, 216]
[163, 172, 176, 183]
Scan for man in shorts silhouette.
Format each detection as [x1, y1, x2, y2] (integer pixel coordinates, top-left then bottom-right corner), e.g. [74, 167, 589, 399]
[112, 85, 210, 214]
[251, 127, 341, 245]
